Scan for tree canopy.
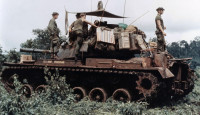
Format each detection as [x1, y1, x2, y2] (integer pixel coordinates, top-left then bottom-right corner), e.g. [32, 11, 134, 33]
[167, 36, 200, 68]
[21, 29, 50, 50]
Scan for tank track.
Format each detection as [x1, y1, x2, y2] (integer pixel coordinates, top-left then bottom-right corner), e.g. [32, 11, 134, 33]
[0, 64, 194, 102]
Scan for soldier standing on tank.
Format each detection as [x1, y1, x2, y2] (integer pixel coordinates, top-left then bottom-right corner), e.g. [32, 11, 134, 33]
[69, 13, 98, 60]
[155, 7, 166, 52]
[48, 12, 60, 59]
[69, 13, 80, 45]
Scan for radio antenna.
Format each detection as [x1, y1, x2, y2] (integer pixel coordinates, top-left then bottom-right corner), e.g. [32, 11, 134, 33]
[123, 0, 127, 23]
[129, 10, 150, 25]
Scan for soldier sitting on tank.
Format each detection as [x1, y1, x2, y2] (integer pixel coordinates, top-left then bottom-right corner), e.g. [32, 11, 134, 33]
[88, 20, 100, 47]
[69, 13, 98, 60]
[48, 12, 60, 59]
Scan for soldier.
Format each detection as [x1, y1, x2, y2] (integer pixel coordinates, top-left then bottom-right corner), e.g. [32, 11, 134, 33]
[69, 13, 98, 60]
[48, 12, 60, 58]
[88, 20, 99, 37]
[155, 7, 166, 52]
[88, 20, 100, 47]
[69, 13, 80, 45]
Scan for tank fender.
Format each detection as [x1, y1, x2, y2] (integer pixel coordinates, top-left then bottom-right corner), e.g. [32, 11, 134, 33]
[156, 67, 174, 79]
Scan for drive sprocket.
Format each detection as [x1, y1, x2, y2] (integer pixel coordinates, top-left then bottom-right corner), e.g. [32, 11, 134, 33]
[136, 73, 160, 98]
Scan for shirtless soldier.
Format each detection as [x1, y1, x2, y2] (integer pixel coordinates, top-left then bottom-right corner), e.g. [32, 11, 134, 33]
[155, 7, 166, 52]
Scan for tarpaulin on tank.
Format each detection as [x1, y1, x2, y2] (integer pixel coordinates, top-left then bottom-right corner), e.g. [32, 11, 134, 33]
[68, 10, 127, 18]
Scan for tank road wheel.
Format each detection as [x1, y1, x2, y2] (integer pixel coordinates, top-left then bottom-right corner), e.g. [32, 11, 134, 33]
[112, 88, 132, 102]
[73, 87, 87, 101]
[6, 76, 15, 87]
[21, 84, 33, 98]
[89, 88, 108, 102]
[136, 73, 160, 98]
[35, 85, 47, 94]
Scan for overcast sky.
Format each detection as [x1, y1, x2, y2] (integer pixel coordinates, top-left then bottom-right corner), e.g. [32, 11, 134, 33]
[1, 0, 200, 51]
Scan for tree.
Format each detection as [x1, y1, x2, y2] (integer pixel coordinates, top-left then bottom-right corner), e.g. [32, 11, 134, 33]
[179, 40, 188, 56]
[0, 46, 5, 71]
[21, 29, 50, 50]
[167, 42, 181, 58]
[5, 49, 20, 63]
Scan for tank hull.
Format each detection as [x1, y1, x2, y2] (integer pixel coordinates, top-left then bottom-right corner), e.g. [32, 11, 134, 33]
[1, 57, 195, 102]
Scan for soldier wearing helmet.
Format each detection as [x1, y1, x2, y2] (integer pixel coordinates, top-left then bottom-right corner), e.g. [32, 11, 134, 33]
[155, 7, 166, 52]
[48, 12, 60, 58]
[69, 13, 98, 60]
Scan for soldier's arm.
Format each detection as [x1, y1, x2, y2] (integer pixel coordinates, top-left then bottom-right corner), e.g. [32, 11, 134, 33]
[69, 21, 75, 32]
[156, 20, 166, 36]
[82, 19, 98, 28]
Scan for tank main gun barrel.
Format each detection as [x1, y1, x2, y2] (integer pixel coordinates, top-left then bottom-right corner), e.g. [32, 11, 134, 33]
[20, 48, 51, 54]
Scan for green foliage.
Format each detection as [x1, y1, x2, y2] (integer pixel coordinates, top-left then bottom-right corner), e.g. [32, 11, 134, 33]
[5, 49, 20, 63]
[20, 29, 50, 50]
[20, 29, 52, 59]
[0, 69, 200, 115]
[0, 69, 75, 115]
[167, 37, 200, 69]
[0, 46, 20, 71]
[195, 67, 200, 78]
[0, 46, 6, 71]
[44, 68, 75, 105]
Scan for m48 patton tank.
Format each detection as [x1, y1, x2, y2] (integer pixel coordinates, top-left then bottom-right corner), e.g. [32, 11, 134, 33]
[1, 5, 196, 103]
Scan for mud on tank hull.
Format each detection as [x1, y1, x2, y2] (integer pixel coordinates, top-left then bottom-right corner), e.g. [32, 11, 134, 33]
[0, 52, 196, 103]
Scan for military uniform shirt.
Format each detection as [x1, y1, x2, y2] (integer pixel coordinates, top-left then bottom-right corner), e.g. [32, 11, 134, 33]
[48, 18, 59, 35]
[73, 18, 83, 32]
[72, 19, 88, 34]
[155, 14, 164, 32]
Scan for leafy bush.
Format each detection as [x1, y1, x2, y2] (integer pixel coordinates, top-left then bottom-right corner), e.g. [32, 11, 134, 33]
[0, 69, 200, 115]
[195, 66, 200, 78]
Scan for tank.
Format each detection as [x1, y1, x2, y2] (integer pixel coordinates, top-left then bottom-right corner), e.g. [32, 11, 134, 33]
[0, 3, 196, 103]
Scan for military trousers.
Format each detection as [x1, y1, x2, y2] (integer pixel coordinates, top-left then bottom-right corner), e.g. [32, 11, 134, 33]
[156, 33, 166, 52]
[50, 36, 60, 55]
[73, 30, 83, 56]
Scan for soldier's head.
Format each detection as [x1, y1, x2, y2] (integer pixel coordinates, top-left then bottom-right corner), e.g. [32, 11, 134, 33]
[156, 7, 165, 15]
[76, 13, 81, 19]
[80, 13, 86, 19]
[94, 20, 99, 26]
[52, 12, 59, 19]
